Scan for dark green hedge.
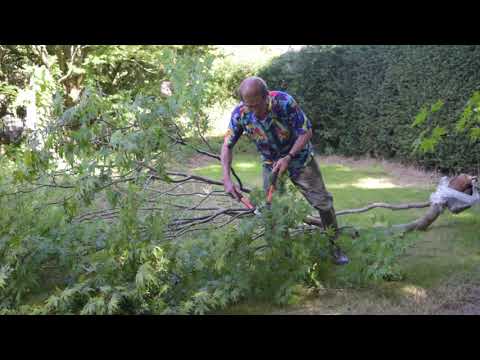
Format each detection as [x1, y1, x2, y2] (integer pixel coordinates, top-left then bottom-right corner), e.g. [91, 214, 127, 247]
[258, 45, 480, 174]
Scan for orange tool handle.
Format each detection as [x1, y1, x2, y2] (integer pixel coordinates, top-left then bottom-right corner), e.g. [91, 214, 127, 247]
[266, 185, 275, 204]
[240, 196, 256, 210]
[266, 170, 279, 204]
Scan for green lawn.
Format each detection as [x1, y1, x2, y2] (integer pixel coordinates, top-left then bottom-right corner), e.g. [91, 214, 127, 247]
[192, 152, 480, 314]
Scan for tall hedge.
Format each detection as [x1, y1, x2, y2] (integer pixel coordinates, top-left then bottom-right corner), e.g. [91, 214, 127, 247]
[258, 45, 480, 174]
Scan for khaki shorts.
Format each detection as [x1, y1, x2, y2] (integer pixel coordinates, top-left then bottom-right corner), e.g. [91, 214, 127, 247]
[262, 157, 334, 211]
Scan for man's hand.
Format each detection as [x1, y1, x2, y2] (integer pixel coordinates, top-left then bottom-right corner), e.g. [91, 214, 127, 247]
[224, 178, 242, 201]
[272, 155, 291, 177]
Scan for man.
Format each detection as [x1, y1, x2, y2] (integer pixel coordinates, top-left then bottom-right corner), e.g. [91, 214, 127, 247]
[221, 76, 349, 265]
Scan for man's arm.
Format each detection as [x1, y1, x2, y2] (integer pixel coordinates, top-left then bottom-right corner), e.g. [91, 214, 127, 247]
[221, 139, 233, 182]
[221, 107, 244, 200]
[287, 128, 312, 158]
[272, 93, 313, 176]
[221, 139, 242, 200]
[272, 129, 312, 176]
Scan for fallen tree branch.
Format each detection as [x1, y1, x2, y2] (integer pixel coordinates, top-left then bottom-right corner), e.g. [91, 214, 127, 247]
[63, 159, 480, 243]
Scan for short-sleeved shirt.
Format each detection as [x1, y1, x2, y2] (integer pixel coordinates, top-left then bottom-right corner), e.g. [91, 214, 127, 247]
[224, 91, 314, 178]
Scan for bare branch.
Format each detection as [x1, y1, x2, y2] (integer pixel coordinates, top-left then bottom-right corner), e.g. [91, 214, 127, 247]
[32, 182, 75, 189]
[161, 191, 228, 197]
[58, 46, 81, 84]
[170, 208, 248, 226]
[31, 45, 50, 68]
[335, 201, 431, 216]
[169, 205, 223, 211]
[213, 209, 251, 228]
[0, 185, 46, 197]
[185, 189, 217, 210]
[166, 131, 247, 192]
[197, 120, 216, 153]
[33, 195, 75, 211]
[144, 182, 186, 195]
[165, 171, 226, 187]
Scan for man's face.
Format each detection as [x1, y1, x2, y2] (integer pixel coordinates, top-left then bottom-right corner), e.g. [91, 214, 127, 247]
[243, 93, 268, 119]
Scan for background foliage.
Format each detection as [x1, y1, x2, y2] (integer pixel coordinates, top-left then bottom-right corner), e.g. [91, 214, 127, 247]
[259, 45, 480, 174]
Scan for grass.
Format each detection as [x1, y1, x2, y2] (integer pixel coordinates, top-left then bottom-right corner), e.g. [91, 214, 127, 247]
[192, 151, 480, 314]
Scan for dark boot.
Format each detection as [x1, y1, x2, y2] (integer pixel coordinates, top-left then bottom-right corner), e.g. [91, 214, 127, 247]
[318, 207, 349, 266]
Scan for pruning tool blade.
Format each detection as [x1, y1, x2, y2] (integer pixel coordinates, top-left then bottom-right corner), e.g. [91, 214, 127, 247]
[238, 169, 280, 216]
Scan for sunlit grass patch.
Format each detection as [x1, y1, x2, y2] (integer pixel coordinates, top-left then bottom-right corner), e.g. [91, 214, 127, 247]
[352, 177, 399, 189]
[401, 284, 427, 300]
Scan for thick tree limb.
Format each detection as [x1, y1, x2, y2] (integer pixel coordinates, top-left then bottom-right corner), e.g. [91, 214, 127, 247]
[393, 203, 446, 232]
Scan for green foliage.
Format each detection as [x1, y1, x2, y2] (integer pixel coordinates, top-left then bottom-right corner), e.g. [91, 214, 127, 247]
[0, 45, 424, 314]
[411, 90, 480, 155]
[0, 82, 19, 99]
[411, 125, 447, 155]
[431, 100, 445, 114]
[412, 106, 430, 128]
[456, 90, 480, 141]
[0, 265, 12, 290]
[259, 45, 480, 174]
[0, 45, 238, 314]
[336, 229, 415, 286]
[209, 57, 259, 102]
[0, 187, 297, 313]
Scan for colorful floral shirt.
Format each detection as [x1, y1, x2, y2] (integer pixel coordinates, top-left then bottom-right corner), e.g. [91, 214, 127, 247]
[225, 91, 314, 178]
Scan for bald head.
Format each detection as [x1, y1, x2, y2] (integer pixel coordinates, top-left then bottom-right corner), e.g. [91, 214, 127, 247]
[238, 77, 270, 119]
[239, 77, 269, 101]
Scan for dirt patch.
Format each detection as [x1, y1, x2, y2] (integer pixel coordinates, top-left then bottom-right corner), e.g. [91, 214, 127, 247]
[317, 155, 442, 189]
[427, 279, 480, 315]
[274, 275, 480, 315]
